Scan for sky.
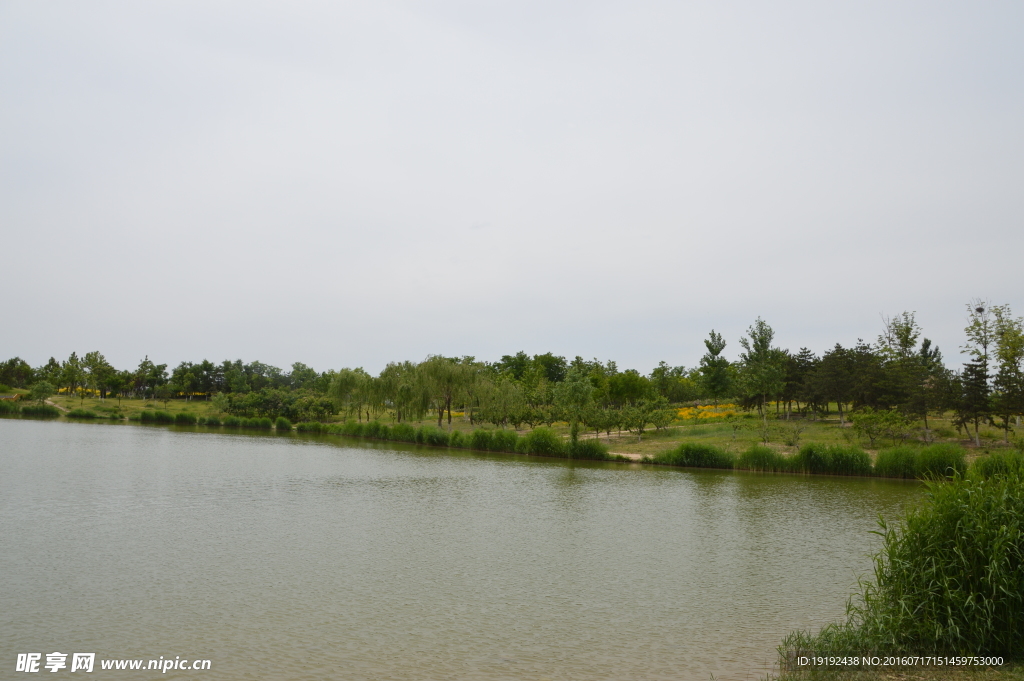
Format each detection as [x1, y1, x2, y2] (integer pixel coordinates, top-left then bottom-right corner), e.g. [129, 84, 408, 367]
[2, 1, 1022, 375]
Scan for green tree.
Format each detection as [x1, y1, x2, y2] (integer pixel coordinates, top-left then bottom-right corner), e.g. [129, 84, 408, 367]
[960, 300, 994, 446]
[992, 304, 1024, 441]
[553, 366, 593, 446]
[737, 318, 787, 423]
[30, 381, 55, 404]
[698, 330, 731, 407]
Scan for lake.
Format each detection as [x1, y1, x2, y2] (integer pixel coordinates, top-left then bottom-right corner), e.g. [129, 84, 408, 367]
[1, 419, 921, 680]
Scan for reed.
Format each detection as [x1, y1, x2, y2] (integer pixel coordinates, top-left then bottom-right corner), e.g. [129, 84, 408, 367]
[736, 444, 792, 472]
[21, 404, 60, 418]
[274, 417, 292, 432]
[67, 408, 99, 419]
[780, 464, 1024, 661]
[653, 442, 736, 469]
[0, 401, 21, 415]
[174, 412, 197, 425]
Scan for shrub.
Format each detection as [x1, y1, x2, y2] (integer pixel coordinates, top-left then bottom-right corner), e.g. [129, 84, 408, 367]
[153, 411, 175, 424]
[874, 445, 919, 479]
[916, 443, 966, 479]
[781, 464, 1024, 659]
[391, 423, 417, 442]
[196, 416, 207, 425]
[972, 449, 1024, 478]
[567, 438, 611, 461]
[448, 430, 464, 448]
[518, 428, 564, 457]
[470, 429, 493, 451]
[275, 416, 292, 432]
[68, 409, 99, 419]
[339, 421, 364, 436]
[251, 417, 273, 430]
[795, 444, 872, 476]
[222, 416, 241, 427]
[654, 442, 735, 469]
[490, 429, 518, 452]
[0, 401, 21, 415]
[736, 444, 790, 472]
[419, 426, 449, 447]
[174, 412, 197, 425]
[21, 404, 60, 418]
[139, 410, 155, 422]
[205, 416, 221, 427]
[295, 421, 325, 433]
[363, 421, 389, 439]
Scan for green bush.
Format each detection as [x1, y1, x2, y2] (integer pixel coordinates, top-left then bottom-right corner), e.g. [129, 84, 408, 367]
[654, 442, 735, 469]
[339, 421, 364, 436]
[222, 416, 241, 427]
[448, 430, 464, 448]
[470, 429, 493, 451]
[518, 428, 565, 456]
[174, 412, 198, 425]
[295, 421, 326, 433]
[567, 439, 611, 461]
[736, 444, 790, 472]
[21, 404, 60, 418]
[244, 417, 272, 430]
[781, 465, 1024, 659]
[794, 444, 872, 476]
[153, 411, 175, 424]
[916, 443, 967, 479]
[275, 416, 292, 432]
[391, 423, 417, 442]
[418, 426, 449, 447]
[205, 416, 221, 427]
[0, 401, 22, 415]
[363, 421, 389, 439]
[972, 449, 1024, 478]
[139, 410, 155, 422]
[196, 416, 208, 425]
[490, 429, 518, 452]
[127, 413, 141, 422]
[874, 445, 919, 479]
[68, 409, 99, 419]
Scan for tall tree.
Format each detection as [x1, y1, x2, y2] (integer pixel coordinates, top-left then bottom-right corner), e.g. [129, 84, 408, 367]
[698, 330, 731, 407]
[992, 304, 1024, 441]
[553, 366, 593, 446]
[737, 318, 787, 422]
[960, 300, 994, 445]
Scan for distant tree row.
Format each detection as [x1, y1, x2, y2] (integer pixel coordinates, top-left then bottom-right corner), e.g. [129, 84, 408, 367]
[3, 301, 1022, 443]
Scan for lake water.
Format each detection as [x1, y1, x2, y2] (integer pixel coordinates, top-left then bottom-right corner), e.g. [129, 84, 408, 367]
[1, 419, 921, 680]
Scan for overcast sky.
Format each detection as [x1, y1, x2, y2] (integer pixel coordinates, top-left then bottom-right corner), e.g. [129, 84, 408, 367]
[2, 1, 1022, 375]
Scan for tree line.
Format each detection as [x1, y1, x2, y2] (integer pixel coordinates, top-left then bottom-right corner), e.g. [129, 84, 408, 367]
[3, 301, 1022, 444]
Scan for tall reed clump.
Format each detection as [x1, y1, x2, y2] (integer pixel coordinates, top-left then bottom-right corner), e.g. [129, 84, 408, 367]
[174, 412, 197, 425]
[780, 463, 1024, 662]
[0, 401, 21, 415]
[205, 415, 221, 427]
[295, 421, 326, 434]
[654, 443, 735, 469]
[873, 445, 919, 479]
[274, 417, 292, 432]
[515, 427, 564, 456]
[793, 444, 872, 476]
[222, 416, 241, 428]
[736, 444, 792, 472]
[916, 443, 967, 478]
[241, 417, 273, 430]
[21, 404, 60, 418]
[67, 408, 99, 419]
